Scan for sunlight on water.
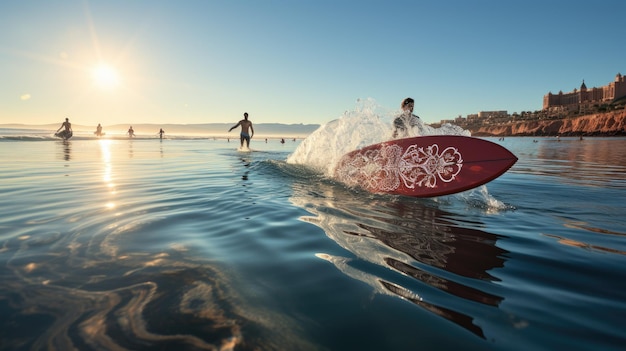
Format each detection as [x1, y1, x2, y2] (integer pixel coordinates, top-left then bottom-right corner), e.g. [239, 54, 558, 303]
[1, 131, 625, 350]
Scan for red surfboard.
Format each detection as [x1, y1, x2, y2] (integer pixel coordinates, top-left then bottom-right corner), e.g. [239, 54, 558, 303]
[334, 135, 517, 197]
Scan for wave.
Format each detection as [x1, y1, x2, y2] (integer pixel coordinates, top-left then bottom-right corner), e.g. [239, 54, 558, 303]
[286, 98, 470, 176]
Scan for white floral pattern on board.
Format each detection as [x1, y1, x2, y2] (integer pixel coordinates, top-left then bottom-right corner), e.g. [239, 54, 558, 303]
[335, 143, 463, 192]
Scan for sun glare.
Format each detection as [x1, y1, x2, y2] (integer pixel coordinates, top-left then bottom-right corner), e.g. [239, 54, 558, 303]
[93, 64, 120, 89]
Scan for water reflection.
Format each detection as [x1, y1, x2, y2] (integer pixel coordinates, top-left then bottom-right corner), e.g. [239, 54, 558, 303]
[0, 142, 315, 351]
[290, 181, 508, 338]
[240, 156, 251, 181]
[0, 227, 309, 350]
[58, 140, 71, 161]
[514, 138, 626, 187]
[1, 248, 253, 350]
[545, 233, 626, 255]
[99, 139, 117, 209]
[537, 138, 626, 166]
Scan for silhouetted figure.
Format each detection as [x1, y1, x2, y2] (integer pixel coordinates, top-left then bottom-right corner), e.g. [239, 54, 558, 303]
[95, 123, 103, 137]
[128, 126, 135, 138]
[55, 117, 73, 140]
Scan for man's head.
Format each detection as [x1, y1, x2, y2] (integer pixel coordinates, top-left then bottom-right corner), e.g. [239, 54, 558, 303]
[244, 112, 249, 119]
[401, 98, 414, 112]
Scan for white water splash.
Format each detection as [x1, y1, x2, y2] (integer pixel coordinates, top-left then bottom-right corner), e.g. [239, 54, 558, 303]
[286, 98, 470, 176]
[451, 185, 514, 213]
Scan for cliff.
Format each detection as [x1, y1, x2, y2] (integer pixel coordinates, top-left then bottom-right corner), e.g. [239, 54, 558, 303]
[469, 110, 626, 136]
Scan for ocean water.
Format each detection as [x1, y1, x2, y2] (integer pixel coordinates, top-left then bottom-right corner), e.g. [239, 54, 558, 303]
[1, 127, 625, 350]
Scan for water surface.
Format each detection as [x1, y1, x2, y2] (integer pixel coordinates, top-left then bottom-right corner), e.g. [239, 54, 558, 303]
[1, 135, 625, 350]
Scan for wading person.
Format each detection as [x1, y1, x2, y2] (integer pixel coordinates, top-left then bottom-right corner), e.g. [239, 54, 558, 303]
[228, 112, 254, 148]
[55, 117, 73, 140]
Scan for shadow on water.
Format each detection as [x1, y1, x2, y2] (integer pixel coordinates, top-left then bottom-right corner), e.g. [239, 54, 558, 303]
[289, 179, 508, 339]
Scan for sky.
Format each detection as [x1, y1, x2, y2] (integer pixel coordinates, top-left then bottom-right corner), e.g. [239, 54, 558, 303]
[1, 0, 625, 127]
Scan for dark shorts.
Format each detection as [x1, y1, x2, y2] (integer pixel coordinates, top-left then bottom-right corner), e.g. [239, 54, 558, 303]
[240, 132, 250, 142]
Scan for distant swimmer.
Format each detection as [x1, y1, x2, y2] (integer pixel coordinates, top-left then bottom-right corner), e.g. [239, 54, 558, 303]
[95, 123, 103, 137]
[55, 117, 73, 140]
[128, 126, 135, 138]
[228, 112, 254, 148]
[392, 98, 421, 139]
[158, 128, 165, 139]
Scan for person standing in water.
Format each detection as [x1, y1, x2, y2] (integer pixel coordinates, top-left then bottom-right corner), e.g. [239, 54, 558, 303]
[228, 112, 254, 148]
[128, 126, 135, 138]
[158, 128, 165, 139]
[56, 117, 73, 139]
[392, 98, 422, 139]
[95, 123, 103, 137]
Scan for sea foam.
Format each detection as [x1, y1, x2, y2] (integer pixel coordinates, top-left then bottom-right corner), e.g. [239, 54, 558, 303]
[286, 98, 470, 176]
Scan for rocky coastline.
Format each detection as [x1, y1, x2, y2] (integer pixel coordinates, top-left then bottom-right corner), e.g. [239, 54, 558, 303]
[466, 110, 626, 137]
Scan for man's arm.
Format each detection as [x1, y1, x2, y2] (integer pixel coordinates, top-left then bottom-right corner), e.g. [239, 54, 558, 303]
[250, 123, 254, 137]
[228, 121, 241, 132]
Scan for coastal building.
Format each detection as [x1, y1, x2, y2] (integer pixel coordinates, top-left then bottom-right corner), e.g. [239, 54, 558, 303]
[478, 111, 508, 118]
[543, 73, 626, 111]
[465, 111, 508, 123]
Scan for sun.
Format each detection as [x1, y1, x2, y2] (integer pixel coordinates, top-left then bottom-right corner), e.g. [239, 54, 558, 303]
[92, 64, 120, 89]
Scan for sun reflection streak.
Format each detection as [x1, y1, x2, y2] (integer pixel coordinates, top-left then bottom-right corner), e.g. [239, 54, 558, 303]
[99, 140, 116, 209]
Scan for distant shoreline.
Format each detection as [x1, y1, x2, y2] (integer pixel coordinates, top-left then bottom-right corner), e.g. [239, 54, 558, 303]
[0, 128, 311, 141]
[0, 122, 321, 139]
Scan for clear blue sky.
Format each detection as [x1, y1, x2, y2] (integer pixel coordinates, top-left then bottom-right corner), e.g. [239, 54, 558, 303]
[1, 0, 624, 126]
